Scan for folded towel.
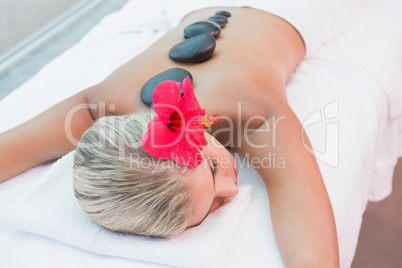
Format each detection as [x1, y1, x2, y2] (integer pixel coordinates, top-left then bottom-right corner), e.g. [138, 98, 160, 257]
[6, 152, 252, 268]
[313, 0, 402, 119]
[311, 0, 402, 201]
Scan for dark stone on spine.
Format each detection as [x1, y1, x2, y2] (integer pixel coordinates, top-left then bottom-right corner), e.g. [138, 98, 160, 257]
[183, 21, 220, 39]
[216, 10, 231, 17]
[140, 68, 193, 106]
[169, 34, 216, 63]
[209, 15, 228, 23]
[205, 18, 225, 28]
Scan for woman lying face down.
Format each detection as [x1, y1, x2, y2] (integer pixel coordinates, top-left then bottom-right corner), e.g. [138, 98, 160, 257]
[73, 116, 239, 238]
[0, 6, 339, 265]
[73, 79, 238, 237]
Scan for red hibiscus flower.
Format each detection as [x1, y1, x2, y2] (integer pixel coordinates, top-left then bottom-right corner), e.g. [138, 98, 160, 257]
[142, 76, 208, 167]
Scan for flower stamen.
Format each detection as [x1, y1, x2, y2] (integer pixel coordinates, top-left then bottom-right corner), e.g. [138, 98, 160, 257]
[198, 114, 220, 127]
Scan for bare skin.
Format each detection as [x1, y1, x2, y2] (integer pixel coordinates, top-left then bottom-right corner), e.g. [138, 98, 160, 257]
[185, 133, 239, 227]
[0, 7, 339, 267]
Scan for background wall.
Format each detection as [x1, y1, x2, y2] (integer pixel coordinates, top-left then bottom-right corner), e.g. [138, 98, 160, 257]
[0, 0, 81, 55]
[0, 0, 128, 99]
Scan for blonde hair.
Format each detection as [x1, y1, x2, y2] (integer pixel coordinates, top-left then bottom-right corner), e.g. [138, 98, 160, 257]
[73, 112, 193, 237]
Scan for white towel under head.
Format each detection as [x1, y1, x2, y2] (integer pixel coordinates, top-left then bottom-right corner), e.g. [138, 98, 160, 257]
[7, 152, 252, 268]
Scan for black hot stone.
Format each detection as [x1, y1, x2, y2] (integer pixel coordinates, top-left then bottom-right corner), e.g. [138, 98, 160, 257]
[140, 68, 193, 106]
[202, 20, 221, 30]
[205, 18, 225, 28]
[216, 10, 231, 17]
[209, 15, 228, 23]
[169, 34, 216, 63]
[183, 21, 220, 39]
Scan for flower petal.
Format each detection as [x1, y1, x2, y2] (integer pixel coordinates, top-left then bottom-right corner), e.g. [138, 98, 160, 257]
[142, 117, 183, 159]
[185, 116, 208, 149]
[171, 138, 204, 167]
[153, 80, 182, 123]
[142, 76, 210, 168]
[188, 131, 208, 149]
[179, 77, 204, 119]
[142, 117, 203, 167]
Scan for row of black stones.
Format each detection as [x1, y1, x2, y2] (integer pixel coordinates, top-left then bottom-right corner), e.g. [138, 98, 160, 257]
[169, 10, 231, 63]
[141, 10, 231, 106]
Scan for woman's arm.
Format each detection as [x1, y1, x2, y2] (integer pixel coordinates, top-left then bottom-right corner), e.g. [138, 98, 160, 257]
[0, 89, 95, 183]
[238, 96, 339, 267]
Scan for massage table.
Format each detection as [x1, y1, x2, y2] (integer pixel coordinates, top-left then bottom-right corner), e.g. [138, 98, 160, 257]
[0, 0, 401, 267]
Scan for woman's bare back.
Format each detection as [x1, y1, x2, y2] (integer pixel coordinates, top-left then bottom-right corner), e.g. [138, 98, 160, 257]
[86, 7, 305, 120]
[0, 6, 304, 183]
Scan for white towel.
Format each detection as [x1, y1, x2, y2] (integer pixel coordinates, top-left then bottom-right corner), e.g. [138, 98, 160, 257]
[5, 152, 252, 268]
[313, 0, 402, 119]
[310, 0, 402, 201]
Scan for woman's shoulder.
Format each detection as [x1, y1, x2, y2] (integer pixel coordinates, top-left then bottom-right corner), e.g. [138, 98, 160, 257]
[194, 63, 289, 149]
[197, 62, 286, 116]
